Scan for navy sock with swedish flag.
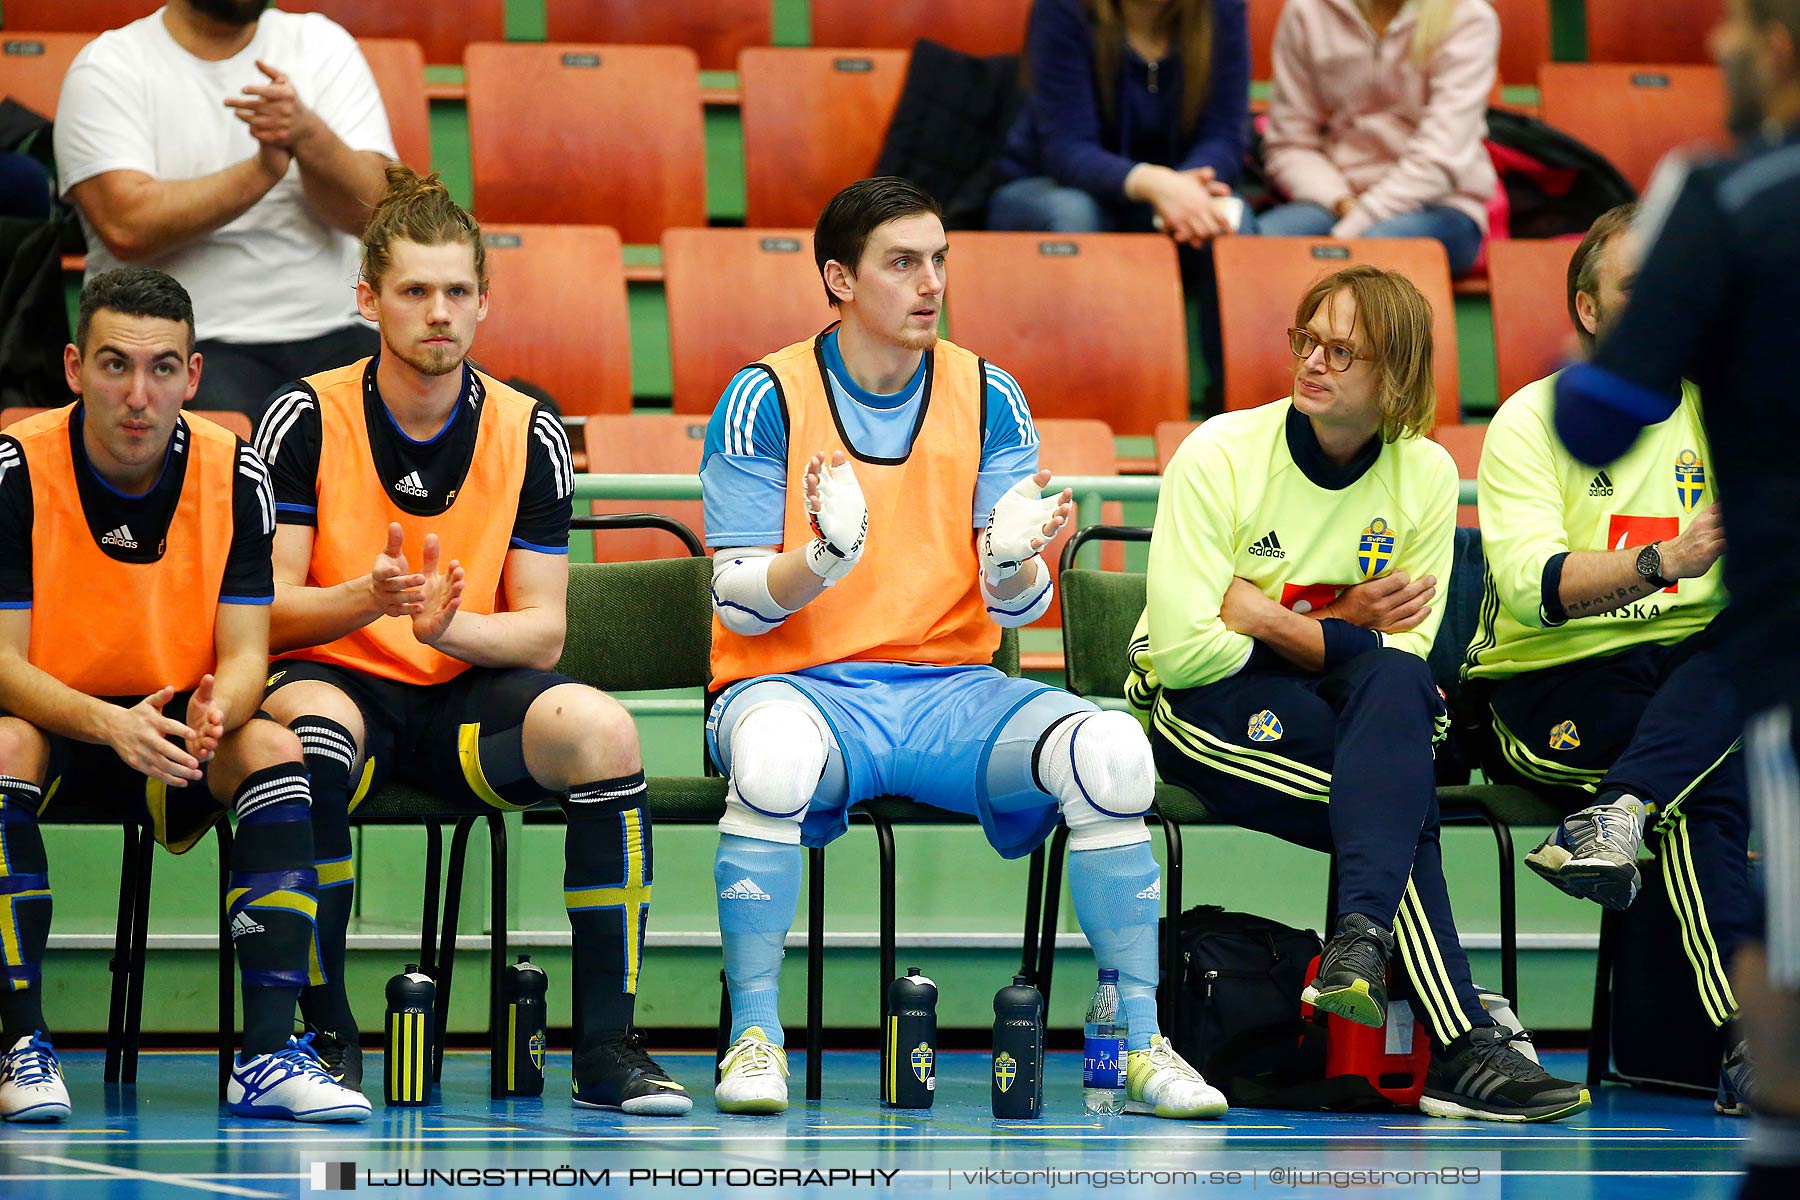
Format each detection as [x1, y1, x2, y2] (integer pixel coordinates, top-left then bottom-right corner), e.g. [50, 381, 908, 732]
[0, 777, 50, 1042]
[562, 772, 651, 1052]
[292, 718, 357, 1036]
[228, 763, 321, 1056]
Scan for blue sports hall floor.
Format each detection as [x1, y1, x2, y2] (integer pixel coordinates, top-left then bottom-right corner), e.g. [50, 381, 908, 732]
[0, 1048, 1744, 1198]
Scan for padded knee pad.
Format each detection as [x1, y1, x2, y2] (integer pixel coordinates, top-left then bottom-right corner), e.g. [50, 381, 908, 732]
[720, 702, 831, 844]
[1041, 711, 1154, 851]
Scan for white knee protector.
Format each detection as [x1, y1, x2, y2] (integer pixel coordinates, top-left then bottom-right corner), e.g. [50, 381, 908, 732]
[1041, 710, 1154, 851]
[720, 701, 831, 845]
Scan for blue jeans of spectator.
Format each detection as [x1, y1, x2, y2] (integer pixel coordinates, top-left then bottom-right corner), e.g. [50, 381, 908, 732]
[1252, 201, 1485, 278]
[987, 175, 1228, 400]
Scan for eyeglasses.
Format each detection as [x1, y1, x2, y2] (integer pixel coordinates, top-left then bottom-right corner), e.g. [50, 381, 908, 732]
[1287, 327, 1370, 373]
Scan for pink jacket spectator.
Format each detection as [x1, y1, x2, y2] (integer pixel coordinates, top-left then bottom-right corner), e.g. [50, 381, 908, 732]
[1263, 0, 1498, 238]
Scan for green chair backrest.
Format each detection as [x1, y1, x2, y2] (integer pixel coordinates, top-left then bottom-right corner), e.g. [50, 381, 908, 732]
[993, 625, 1020, 678]
[1060, 568, 1147, 700]
[558, 557, 713, 693]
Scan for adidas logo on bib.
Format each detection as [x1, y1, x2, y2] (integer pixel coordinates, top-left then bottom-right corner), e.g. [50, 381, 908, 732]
[1248, 531, 1285, 559]
[394, 471, 429, 498]
[720, 877, 772, 901]
[101, 524, 138, 549]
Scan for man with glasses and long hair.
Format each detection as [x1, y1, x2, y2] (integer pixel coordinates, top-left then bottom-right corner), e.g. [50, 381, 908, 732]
[1132, 264, 1590, 1121]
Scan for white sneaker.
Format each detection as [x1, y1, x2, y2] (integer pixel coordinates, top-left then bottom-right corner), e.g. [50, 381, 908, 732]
[714, 1026, 789, 1114]
[1126, 1035, 1228, 1119]
[227, 1034, 371, 1122]
[0, 1032, 70, 1123]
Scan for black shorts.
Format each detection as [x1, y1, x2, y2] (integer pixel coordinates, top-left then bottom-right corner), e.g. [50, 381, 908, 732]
[22, 690, 273, 854]
[264, 661, 578, 812]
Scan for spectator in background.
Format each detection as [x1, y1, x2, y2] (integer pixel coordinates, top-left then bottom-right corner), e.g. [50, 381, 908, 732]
[54, 0, 394, 421]
[988, 0, 1251, 396]
[1259, 0, 1497, 277]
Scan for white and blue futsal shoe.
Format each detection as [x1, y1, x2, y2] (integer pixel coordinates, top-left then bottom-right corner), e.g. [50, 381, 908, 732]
[0, 1031, 71, 1122]
[227, 1032, 371, 1122]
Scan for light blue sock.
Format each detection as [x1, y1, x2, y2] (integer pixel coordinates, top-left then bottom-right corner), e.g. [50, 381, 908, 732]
[1068, 841, 1162, 1051]
[715, 833, 803, 1046]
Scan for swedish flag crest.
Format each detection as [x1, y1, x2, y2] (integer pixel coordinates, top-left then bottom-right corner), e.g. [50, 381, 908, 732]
[1358, 518, 1396, 578]
[529, 1029, 546, 1070]
[911, 1043, 934, 1083]
[994, 1051, 1017, 1092]
[1548, 720, 1581, 751]
[1675, 449, 1706, 511]
[1248, 710, 1284, 743]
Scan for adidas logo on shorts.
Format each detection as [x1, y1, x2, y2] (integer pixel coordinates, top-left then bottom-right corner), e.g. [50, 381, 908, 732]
[719, 877, 772, 901]
[1136, 880, 1161, 901]
[394, 470, 429, 499]
[1248, 530, 1285, 559]
[229, 911, 266, 940]
[1589, 471, 1614, 497]
[101, 524, 138, 549]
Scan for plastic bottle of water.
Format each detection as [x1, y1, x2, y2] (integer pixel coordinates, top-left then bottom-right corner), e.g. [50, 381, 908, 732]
[1082, 967, 1128, 1115]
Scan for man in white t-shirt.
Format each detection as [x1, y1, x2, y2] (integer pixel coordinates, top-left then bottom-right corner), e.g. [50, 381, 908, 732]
[54, 1, 395, 420]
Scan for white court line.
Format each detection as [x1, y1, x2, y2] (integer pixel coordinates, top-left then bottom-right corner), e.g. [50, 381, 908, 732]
[19, 1156, 283, 1198]
[0, 1131, 1750, 1146]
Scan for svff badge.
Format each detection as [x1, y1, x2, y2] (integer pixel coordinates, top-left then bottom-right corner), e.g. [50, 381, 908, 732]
[1358, 518, 1395, 578]
[994, 1051, 1017, 1093]
[911, 1043, 935, 1085]
[1675, 450, 1706, 511]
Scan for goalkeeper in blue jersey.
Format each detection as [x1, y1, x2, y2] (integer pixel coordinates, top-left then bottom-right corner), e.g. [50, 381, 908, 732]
[1133, 264, 1588, 1122]
[1468, 204, 1752, 1113]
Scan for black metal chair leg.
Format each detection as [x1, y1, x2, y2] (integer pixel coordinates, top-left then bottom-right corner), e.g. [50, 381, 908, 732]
[433, 817, 476, 1081]
[217, 822, 236, 1099]
[1036, 825, 1069, 1016]
[488, 814, 508, 1101]
[873, 813, 896, 1045]
[1485, 814, 1519, 1008]
[104, 823, 136, 1084]
[122, 826, 154, 1084]
[1160, 815, 1185, 1038]
[806, 846, 824, 1103]
[1021, 847, 1045, 982]
[715, 969, 730, 1083]
[420, 822, 443, 979]
[1588, 907, 1620, 1088]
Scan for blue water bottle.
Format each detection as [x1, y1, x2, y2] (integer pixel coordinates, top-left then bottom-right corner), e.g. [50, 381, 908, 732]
[1082, 967, 1128, 1115]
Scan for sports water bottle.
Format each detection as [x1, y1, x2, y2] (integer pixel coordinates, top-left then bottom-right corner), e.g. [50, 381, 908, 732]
[384, 964, 436, 1106]
[1082, 967, 1128, 1115]
[992, 975, 1044, 1119]
[882, 968, 937, 1108]
[502, 956, 548, 1096]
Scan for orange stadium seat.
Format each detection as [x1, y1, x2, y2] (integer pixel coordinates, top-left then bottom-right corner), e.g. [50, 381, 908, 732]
[1429, 422, 1486, 528]
[581, 414, 710, 563]
[281, 0, 506, 66]
[662, 228, 838, 415]
[465, 43, 705, 243]
[0, 31, 91, 117]
[1032, 418, 1123, 636]
[1249, 0, 1280, 82]
[469, 224, 632, 417]
[1539, 63, 1727, 193]
[1585, 0, 1721, 65]
[355, 38, 429, 172]
[0, 2, 153, 31]
[2, 407, 253, 442]
[1154, 420, 1202, 473]
[544, 0, 771, 71]
[947, 233, 1188, 437]
[1486, 237, 1581, 404]
[1213, 237, 1460, 427]
[738, 47, 909, 228]
[1492, 0, 1552, 88]
[809, 0, 1032, 55]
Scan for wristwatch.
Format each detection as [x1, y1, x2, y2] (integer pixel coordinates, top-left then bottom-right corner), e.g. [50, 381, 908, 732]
[1635, 542, 1674, 589]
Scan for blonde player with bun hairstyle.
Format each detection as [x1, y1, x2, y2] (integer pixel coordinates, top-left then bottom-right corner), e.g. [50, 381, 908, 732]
[251, 165, 692, 1115]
